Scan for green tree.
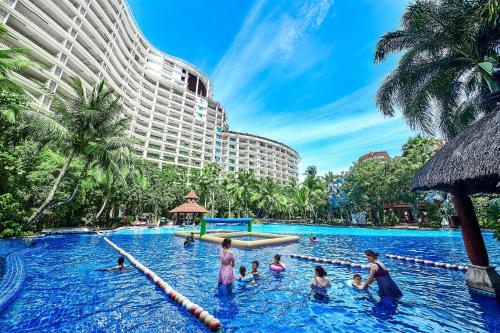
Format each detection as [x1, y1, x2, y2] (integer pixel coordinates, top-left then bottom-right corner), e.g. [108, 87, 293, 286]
[25, 78, 130, 227]
[226, 171, 256, 217]
[374, 0, 499, 138]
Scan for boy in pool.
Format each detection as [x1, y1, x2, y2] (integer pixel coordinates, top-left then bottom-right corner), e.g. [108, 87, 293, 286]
[352, 274, 363, 288]
[97, 257, 129, 271]
[184, 232, 195, 246]
[251, 261, 260, 277]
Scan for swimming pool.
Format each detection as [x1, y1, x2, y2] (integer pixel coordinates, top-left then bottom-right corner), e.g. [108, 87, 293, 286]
[0, 224, 498, 332]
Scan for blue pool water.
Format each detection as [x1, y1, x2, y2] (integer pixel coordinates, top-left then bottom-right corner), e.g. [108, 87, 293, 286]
[0, 224, 499, 332]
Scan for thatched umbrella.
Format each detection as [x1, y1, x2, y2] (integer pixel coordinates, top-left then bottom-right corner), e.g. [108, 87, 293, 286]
[411, 110, 499, 297]
[169, 191, 208, 225]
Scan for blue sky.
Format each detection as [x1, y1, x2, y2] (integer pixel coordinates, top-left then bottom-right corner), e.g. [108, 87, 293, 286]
[127, 0, 416, 175]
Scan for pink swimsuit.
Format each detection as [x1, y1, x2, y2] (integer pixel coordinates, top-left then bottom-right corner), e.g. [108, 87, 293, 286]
[218, 249, 235, 285]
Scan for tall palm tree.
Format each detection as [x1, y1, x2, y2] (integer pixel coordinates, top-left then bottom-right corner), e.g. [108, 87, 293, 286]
[226, 171, 256, 217]
[252, 177, 279, 218]
[375, 0, 499, 139]
[25, 77, 131, 226]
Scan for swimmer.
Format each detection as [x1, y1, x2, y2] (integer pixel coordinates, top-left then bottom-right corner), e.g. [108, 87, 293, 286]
[184, 232, 195, 246]
[352, 274, 364, 288]
[251, 261, 260, 277]
[270, 254, 285, 269]
[309, 236, 319, 243]
[97, 256, 129, 271]
[310, 266, 331, 297]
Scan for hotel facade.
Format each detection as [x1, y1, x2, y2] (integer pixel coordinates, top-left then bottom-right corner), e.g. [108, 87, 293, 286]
[0, 0, 300, 182]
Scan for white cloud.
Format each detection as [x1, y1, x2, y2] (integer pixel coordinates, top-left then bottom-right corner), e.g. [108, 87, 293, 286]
[212, 0, 333, 103]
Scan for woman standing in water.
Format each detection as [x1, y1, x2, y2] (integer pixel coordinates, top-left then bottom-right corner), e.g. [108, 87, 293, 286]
[218, 238, 235, 294]
[363, 249, 403, 300]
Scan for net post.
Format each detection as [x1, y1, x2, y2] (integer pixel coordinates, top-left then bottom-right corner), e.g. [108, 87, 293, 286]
[248, 218, 252, 232]
[200, 216, 207, 236]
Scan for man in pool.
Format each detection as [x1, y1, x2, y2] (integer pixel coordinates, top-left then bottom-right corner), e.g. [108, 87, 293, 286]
[184, 232, 195, 246]
[97, 257, 129, 271]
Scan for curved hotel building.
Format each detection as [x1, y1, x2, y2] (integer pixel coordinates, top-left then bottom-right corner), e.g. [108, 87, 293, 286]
[0, 0, 300, 182]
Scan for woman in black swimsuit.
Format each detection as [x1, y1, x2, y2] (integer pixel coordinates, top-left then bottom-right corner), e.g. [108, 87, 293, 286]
[363, 250, 402, 300]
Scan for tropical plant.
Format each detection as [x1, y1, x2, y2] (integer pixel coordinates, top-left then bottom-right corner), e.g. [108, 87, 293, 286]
[374, 0, 499, 139]
[25, 78, 131, 227]
[226, 171, 256, 217]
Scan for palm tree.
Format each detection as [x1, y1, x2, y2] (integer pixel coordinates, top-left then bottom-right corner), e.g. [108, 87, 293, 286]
[226, 171, 256, 217]
[25, 77, 131, 227]
[252, 177, 279, 218]
[374, 0, 499, 139]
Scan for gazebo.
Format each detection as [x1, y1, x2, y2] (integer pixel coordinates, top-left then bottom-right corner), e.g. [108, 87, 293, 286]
[169, 191, 208, 225]
[411, 110, 500, 298]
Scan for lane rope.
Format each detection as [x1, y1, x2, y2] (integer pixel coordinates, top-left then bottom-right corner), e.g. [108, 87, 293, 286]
[385, 254, 467, 271]
[290, 254, 371, 270]
[103, 237, 223, 332]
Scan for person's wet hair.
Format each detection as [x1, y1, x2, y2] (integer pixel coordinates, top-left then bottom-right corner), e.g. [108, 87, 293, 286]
[353, 274, 361, 279]
[274, 254, 281, 261]
[118, 257, 125, 265]
[222, 238, 231, 249]
[315, 266, 327, 277]
[364, 249, 379, 258]
[252, 260, 259, 267]
[239, 266, 246, 275]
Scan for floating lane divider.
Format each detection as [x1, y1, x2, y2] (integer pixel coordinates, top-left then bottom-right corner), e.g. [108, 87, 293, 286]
[385, 254, 468, 271]
[103, 237, 222, 332]
[290, 254, 371, 270]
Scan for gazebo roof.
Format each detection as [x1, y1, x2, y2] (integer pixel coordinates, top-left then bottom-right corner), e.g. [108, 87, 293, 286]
[411, 110, 500, 194]
[169, 202, 208, 214]
[184, 191, 200, 200]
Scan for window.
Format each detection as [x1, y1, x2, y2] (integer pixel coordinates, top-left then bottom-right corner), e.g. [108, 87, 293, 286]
[216, 141, 222, 147]
[206, 141, 212, 145]
[216, 134, 222, 139]
[205, 148, 212, 153]
[230, 138, 236, 142]
[205, 156, 211, 161]
[229, 144, 235, 149]
[229, 166, 235, 171]
[216, 127, 222, 132]
[215, 149, 221, 154]
[229, 151, 236, 156]
[229, 159, 235, 164]
[215, 156, 221, 162]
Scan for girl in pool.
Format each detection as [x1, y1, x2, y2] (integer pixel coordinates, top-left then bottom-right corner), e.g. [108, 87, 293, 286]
[269, 254, 285, 270]
[362, 249, 403, 300]
[310, 266, 331, 297]
[218, 238, 235, 294]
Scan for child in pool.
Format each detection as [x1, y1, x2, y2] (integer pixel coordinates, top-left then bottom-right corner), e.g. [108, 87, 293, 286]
[238, 266, 255, 285]
[251, 261, 260, 277]
[352, 274, 364, 288]
[309, 236, 319, 243]
[270, 254, 285, 269]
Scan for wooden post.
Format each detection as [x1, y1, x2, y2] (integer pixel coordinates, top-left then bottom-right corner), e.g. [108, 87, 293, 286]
[452, 187, 489, 267]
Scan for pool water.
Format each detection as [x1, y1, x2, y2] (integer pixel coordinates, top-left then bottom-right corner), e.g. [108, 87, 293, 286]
[0, 224, 499, 332]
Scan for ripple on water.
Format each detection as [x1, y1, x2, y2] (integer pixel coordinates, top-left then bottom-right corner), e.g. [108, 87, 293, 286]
[0, 227, 498, 332]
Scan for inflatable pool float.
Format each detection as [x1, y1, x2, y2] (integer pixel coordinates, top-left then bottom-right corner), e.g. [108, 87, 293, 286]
[310, 239, 319, 244]
[270, 263, 286, 272]
[239, 274, 255, 282]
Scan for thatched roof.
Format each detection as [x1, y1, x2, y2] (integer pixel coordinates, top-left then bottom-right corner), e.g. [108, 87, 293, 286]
[170, 202, 208, 214]
[411, 110, 500, 194]
[184, 191, 199, 200]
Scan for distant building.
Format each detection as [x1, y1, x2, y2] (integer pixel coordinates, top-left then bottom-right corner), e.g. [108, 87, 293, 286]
[358, 151, 390, 163]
